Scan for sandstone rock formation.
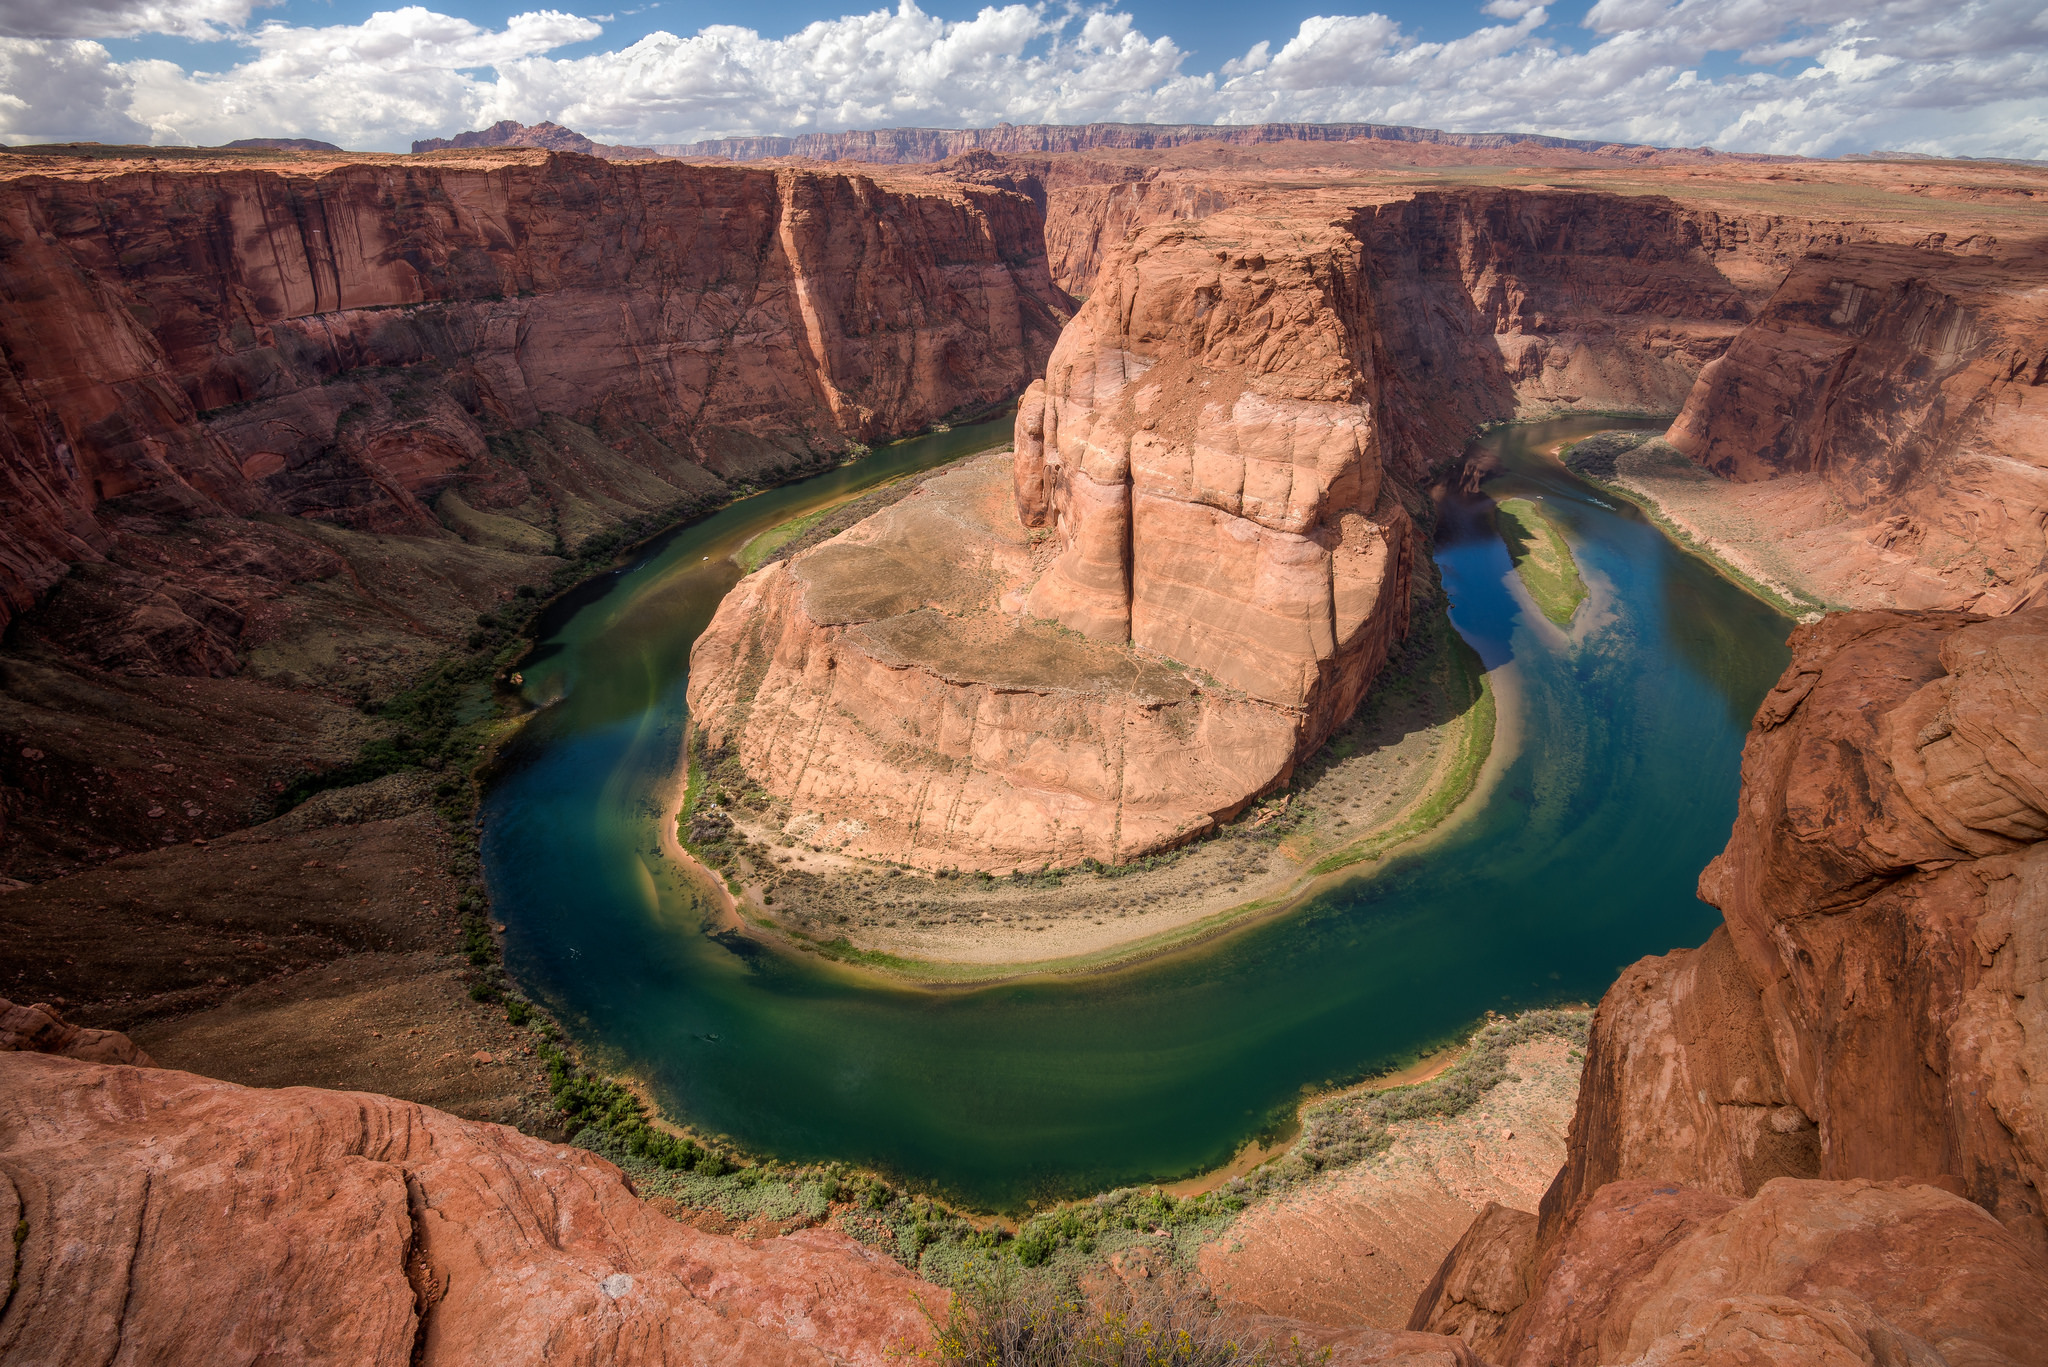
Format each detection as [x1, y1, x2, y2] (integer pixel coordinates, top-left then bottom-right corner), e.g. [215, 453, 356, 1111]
[0, 1048, 940, 1365]
[0, 994, 155, 1064]
[690, 206, 1419, 869]
[689, 453, 1326, 868]
[0, 150, 1067, 637]
[1413, 607, 2048, 1363]
[1665, 240, 2048, 612]
[1014, 213, 1415, 733]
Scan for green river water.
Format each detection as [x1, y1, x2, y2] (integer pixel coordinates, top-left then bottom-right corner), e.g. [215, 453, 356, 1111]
[480, 413, 1792, 1211]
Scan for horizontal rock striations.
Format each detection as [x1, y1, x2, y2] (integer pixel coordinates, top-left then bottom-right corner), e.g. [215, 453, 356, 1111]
[0, 151, 1068, 638]
[0, 1044, 938, 1366]
[1666, 240, 2048, 610]
[1014, 212, 1414, 734]
[1413, 607, 2048, 1364]
[689, 208, 1422, 870]
[689, 453, 1319, 869]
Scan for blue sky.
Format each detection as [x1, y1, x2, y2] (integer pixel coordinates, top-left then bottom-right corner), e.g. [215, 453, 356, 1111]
[4, 0, 2045, 158]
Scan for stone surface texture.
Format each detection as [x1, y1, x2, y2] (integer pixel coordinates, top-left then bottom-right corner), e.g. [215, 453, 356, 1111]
[1665, 240, 2048, 612]
[1414, 607, 2048, 1365]
[0, 150, 1067, 635]
[1200, 1036, 1580, 1333]
[0, 147, 1066, 879]
[689, 453, 1317, 869]
[0, 1048, 940, 1366]
[690, 206, 1424, 869]
[0, 994, 156, 1064]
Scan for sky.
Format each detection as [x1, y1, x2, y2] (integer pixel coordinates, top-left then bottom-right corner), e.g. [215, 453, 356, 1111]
[1, 0, 2044, 159]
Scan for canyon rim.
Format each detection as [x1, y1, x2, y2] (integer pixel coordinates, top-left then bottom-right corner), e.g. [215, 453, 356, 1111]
[1, 114, 2046, 1367]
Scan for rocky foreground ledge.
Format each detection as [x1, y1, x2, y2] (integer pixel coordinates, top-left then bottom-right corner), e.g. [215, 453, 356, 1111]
[1412, 606, 2048, 1364]
[0, 1014, 936, 1365]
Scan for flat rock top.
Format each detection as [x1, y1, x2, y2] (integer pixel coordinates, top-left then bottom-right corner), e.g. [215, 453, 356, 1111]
[793, 454, 1194, 702]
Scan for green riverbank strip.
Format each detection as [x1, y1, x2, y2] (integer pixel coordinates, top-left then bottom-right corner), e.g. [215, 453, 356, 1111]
[1495, 497, 1585, 626]
[1307, 634, 1494, 879]
[1560, 432, 1828, 621]
[735, 504, 836, 572]
[561, 1005, 1589, 1285]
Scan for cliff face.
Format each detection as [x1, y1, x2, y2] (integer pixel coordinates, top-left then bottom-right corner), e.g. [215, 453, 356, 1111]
[1015, 210, 1413, 745]
[1359, 191, 1755, 477]
[0, 152, 1068, 637]
[0, 151, 1067, 876]
[1414, 608, 2048, 1364]
[1665, 241, 2048, 611]
[689, 455, 1317, 869]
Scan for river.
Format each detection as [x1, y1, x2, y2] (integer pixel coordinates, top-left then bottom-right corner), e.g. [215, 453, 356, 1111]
[479, 413, 1791, 1211]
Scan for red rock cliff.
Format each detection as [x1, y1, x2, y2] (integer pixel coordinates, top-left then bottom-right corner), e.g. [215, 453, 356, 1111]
[0, 151, 1070, 634]
[1014, 208, 1414, 749]
[1666, 240, 2048, 611]
[0, 1042, 939, 1365]
[1414, 608, 2048, 1364]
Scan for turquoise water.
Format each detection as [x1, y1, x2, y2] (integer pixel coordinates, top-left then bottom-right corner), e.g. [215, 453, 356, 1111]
[480, 414, 1791, 1211]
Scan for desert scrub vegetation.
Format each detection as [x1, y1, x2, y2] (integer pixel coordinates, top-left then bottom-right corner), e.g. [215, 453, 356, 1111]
[1247, 1008, 1588, 1184]
[919, 1265, 1331, 1367]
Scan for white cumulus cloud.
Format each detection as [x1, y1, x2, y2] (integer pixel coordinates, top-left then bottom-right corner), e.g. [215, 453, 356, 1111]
[0, 0, 2043, 159]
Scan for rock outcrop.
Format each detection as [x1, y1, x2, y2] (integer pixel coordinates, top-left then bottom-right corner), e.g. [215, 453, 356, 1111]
[1413, 608, 2048, 1363]
[689, 453, 1323, 869]
[1665, 240, 2048, 611]
[1014, 211, 1415, 736]
[689, 207, 1419, 869]
[0, 1047, 939, 1365]
[0, 995, 155, 1064]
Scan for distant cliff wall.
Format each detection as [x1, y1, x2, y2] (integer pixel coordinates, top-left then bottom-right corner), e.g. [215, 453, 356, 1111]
[654, 120, 1693, 164]
[1666, 240, 2048, 611]
[0, 153, 1070, 635]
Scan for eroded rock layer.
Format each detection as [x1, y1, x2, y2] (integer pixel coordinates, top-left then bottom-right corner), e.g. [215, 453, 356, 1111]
[0, 1046, 937, 1366]
[0, 151, 1068, 634]
[1666, 240, 2048, 610]
[689, 454, 1329, 869]
[690, 206, 1422, 870]
[1413, 608, 2048, 1365]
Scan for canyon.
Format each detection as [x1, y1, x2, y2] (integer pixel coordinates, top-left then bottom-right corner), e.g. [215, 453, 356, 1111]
[688, 146, 2048, 884]
[4, 128, 2048, 1364]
